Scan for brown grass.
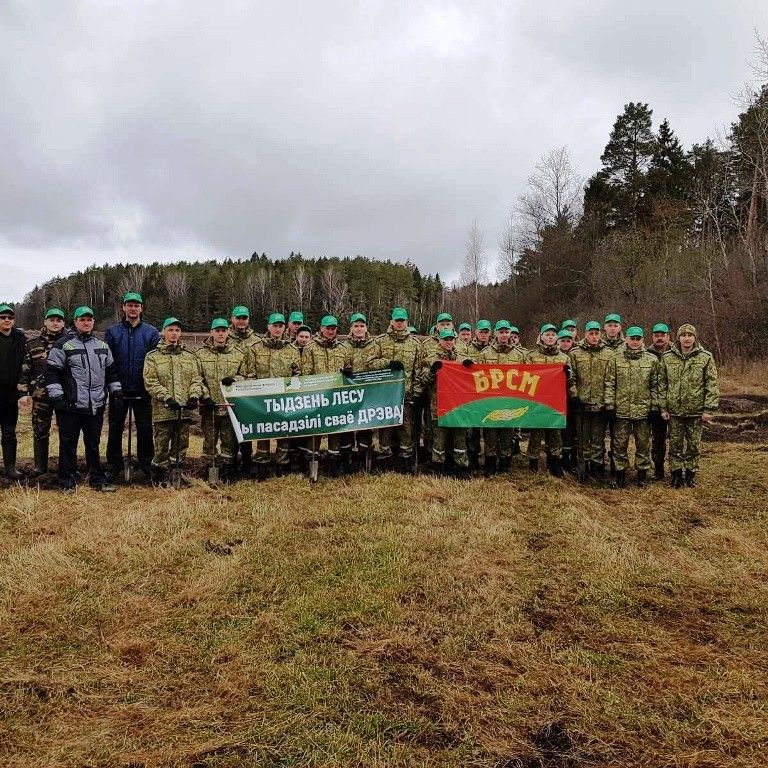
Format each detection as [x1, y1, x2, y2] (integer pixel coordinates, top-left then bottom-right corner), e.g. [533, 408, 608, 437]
[1, 438, 767, 767]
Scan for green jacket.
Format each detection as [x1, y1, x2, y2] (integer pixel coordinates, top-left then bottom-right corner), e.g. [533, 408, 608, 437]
[301, 334, 353, 376]
[196, 339, 248, 412]
[479, 341, 527, 364]
[419, 345, 459, 418]
[229, 326, 262, 370]
[604, 344, 661, 419]
[344, 334, 376, 372]
[646, 342, 672, 360]
[569, 339, 614, 411]
[366, 328, 424, 397]
[143, 341, 204, 422]
[526, 341, 577, 398]
[659, 343, 719, 416]
[252, 335, 301, 379]
[466, 339, 489, 361]
[602, 332, 625, 352]
[21, 327, 67, 399]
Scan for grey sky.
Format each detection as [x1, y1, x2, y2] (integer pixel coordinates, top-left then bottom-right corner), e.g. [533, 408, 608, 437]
[2, 0, 766, 302]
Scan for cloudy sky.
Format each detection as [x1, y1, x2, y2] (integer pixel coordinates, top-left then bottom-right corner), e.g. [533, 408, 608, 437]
[2, 0, 767, 302]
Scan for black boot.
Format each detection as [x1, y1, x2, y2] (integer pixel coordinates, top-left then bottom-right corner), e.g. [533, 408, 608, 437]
[529, 458, 539, 473]
[452, 465, 471, 480]
[511, 438, 521, 455]
[561, 449, 572, 471]
[614, 469, 626, 488]
[684, 469, 697, 488]
[549, 456, 564, 478]
[483, 456, 497, 477]
[670, 469, 684, 488]
[497, 456, 511, 473]
[429, 461, 445, 477]
[374, 454, 394, 474]
[653, 462, 665, 481]
[468, 451, 480, 470]
[30, 437, 50, 477]
[2, 438, 21, 480]
[637, 469, 648, 487]
[592, 463, 606, 482]
[254, 464, 270, 482]
[151, 465, 167, 487]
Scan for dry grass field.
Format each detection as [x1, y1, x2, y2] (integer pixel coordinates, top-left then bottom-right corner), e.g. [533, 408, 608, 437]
[1, 388, 767, 767]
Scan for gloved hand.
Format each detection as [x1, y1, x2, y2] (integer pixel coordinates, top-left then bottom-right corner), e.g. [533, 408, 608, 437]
[185, 397, 199, 409]
[340, 367, 353, 378]
[605, 407, 616, 424]
[430, 360, 443, 374]
[51, 397, 67, 413]
[568, 395, 580, 409]
[389, 360, 404, 371]
[165, 398, 182, 411]
[648, 409, 662, 425]
[202, 397, 217, 410]
[221, 377, 236, 386]
[461, 358, 474, 367]
[111, 392, 124, 409]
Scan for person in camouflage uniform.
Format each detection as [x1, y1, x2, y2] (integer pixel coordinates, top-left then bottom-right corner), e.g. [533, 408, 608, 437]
[479, 320, 528, 474]
[525, 324, 576, 477]
[557, 328, 578, 471]
[143, 318, 204, 486]
[286, 311, 304, 342]
[419, 328, 471, 477]
[366, 307, 423, 473]
[457, 322, 473, 347]
[604, 327, 661, 487]
[601, 312, 624, 474]
[228, 305, 261, 475]
[421, 312, 455, 358]
[20, 308, 67, 476]
[561, 319, 578, 343]
[196, 318, 248, 482]
[251, 312, 301, 476]
[465, 319, 492, 469]
[302, 314, 353, 477]
[569, 320, 615, 480]
[509, 324, 528, 455]
[646, 322, 672, 480]
[342, 312, 376, 471]
[659, 324, 719, 488]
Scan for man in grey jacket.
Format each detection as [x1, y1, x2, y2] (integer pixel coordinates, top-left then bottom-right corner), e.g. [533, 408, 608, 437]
[46, 306, 122, 492]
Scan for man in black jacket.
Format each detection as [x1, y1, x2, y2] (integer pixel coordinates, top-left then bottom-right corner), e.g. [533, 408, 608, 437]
[0, 303, 27, 479]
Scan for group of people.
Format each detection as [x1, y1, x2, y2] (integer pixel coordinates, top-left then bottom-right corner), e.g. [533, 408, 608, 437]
[0, 293, 719, 492]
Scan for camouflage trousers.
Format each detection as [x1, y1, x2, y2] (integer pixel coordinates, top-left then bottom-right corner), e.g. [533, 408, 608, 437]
[379, 405, 414, 459]
[431, 422, 468, 467]
[152, 418, 190, 469]
[668, 416, 704, 472]
[31, 399, 53, 440]
[484, 427, 512, 458]
[576, 410, 607, 466]
[527, 429, 563, 459]
[255, 439, 291, 465]
[613, 418, 651, 471]
[201, 409, 237, 465]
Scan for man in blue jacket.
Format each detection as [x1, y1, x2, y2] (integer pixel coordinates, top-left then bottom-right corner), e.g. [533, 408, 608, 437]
[104, 292, 160, 480]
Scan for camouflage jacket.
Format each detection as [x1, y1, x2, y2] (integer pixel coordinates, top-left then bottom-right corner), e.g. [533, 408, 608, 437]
[604, 344, 661, 419]
[22, 327, 67, 400]
[526, 341, 577, 398]
[229, 326, 262, 369]
[479, 341, 527, 364]
[196, 339, 248, 412]
[366, 327, 424, 397]
[466, 339, 489, 361]
[419, 345, 459, 418]
[301, 334, 352, 376]
[143, 341, 204, 422]
[568, 339, 614, 411]
[659, 343, 719, 416]
[601, 332, 625, 352]
[252, 335, 301, 379]
[646, 342, 672, 360]
[343, 334, 376, 372]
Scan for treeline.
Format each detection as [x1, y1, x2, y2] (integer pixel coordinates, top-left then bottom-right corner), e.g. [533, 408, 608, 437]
[14, 254, 445, 335]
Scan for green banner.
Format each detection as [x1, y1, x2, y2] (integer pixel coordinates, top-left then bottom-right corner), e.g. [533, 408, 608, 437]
[223, 369, 405, 442]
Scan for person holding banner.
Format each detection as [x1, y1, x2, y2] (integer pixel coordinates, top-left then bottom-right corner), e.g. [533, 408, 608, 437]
[525, 324, 576, 477]
[420, 328, 471, 478]
[196, 318, 249, 483]
[569, 320, 614, 481]
[557, 329, 578, 471]
[465, 320, 492, 470]
[302, 315, 354, 476]
[479, 320, 528, 475]
[366, 307, 423, 473]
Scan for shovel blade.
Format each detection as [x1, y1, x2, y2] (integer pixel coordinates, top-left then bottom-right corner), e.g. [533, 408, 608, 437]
[208, 467, 220, 485]
[309, 459, 319, 484]
[123, 459, 132, 483]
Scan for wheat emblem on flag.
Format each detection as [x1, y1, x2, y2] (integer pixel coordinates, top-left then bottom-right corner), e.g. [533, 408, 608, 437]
[483, 406, 530, 423]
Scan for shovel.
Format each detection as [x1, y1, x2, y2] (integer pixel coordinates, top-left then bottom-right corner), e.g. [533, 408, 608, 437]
[122, 397, 141, 483]
[309, 435, 319, 484]
[208, 412, 220, 485]
[171, 409, 183, 490]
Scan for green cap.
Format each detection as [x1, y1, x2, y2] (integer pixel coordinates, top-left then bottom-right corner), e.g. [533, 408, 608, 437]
[268, 312, 286, 325]
[45, 308, 65, 319]
[391, 307, 408, 321]
[350, 312, 367, 324]
[476, 319, 491, 331]
[123, 292, 143, 304]
[321, 315, 338, 327]
[652, 323, 670, 334]
[561, 319, 577, 329]
[558, 329, 574, 339]
[231, 305, 250, 318]
[494, 320, 512, 331]
[509, 325, 520, 334]
[210, 317, 229, 330]
[540, 323, 558, 334]
[288, 311, 304, 323]
[429, 325, 436, 335]
[626, 326, 644, 338]
[604, 313, 622, 324]
[436, 312, 452, 323]
[73, 306, 94, 319]
[438, 328, 456, 339]
[162, 317, 182, 330]
[407, 325, 417, 334]
[297, 324, 312, 334]
[585, 320, 601, 331]
[0, 304, 14, 315]
[458, 322, 472, 331]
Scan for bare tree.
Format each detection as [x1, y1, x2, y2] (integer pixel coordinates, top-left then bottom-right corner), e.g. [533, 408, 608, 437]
[49, 278, 75, 313]
[290, 263, 313, 311]
[86, 269, 107, 309]
[165, 270, 188, 314]
[461, 221, 487, 321]
[252, 266, 273, 319]
[498, 213, 517, 289]
[320, 264, 351, 318]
